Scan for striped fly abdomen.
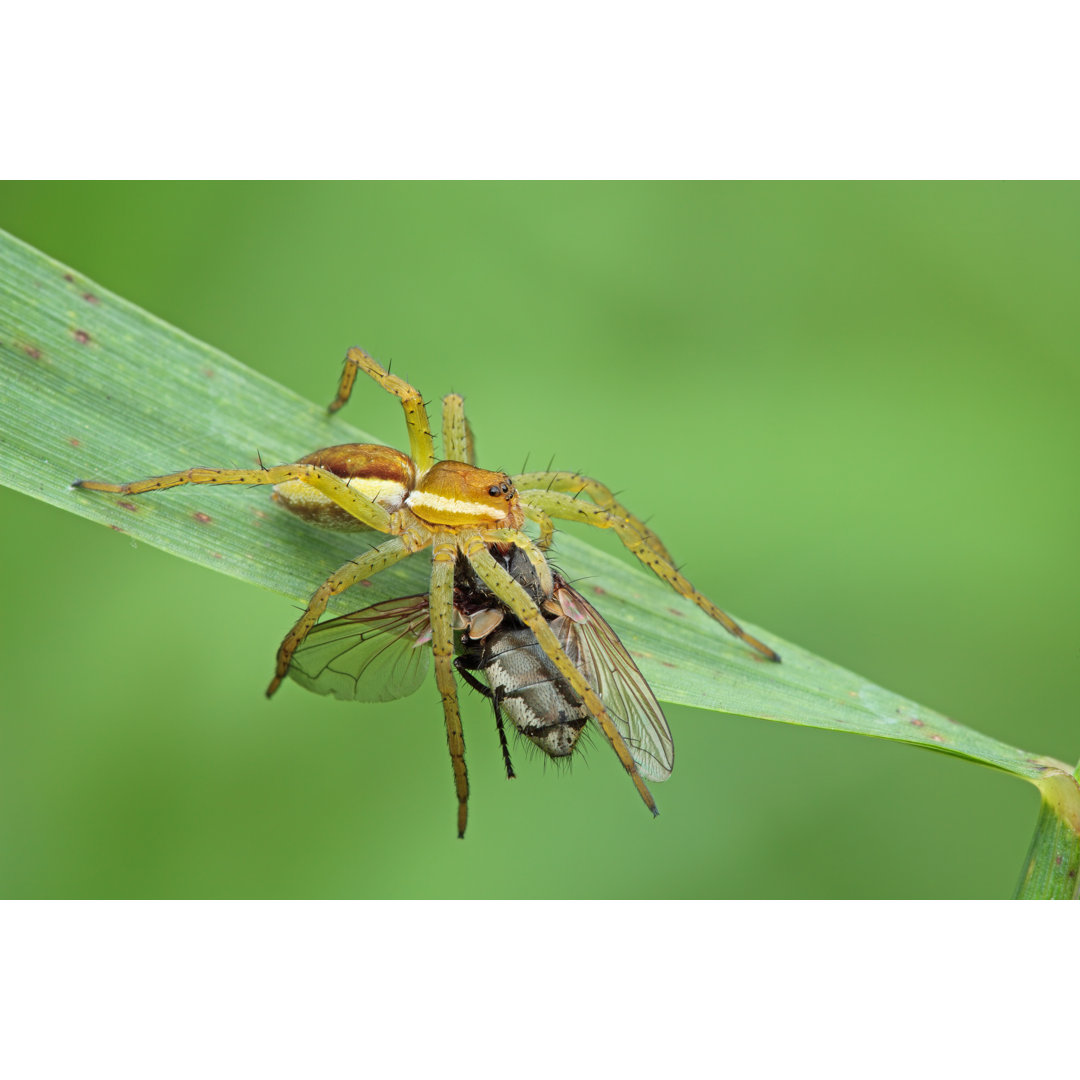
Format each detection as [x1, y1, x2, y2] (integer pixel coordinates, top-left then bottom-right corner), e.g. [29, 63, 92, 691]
[461, 621, 589, 759]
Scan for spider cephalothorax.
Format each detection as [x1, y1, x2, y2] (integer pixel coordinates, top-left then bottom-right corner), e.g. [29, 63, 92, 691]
[74, 346, 779, 836]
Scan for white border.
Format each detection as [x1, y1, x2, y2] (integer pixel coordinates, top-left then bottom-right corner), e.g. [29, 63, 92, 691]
[3, 3, 1079, 178]
[0, 902, 1072, 1078]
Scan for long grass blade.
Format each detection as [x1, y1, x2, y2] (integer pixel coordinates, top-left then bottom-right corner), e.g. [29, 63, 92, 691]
[2, 224, 1077, 889]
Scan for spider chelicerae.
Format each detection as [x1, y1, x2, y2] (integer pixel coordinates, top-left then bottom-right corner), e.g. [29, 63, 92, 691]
[74, 347, 779, 836]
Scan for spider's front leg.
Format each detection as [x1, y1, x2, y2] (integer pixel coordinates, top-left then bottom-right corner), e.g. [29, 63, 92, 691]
[481, 528, 553, 598]
[328, 347, 435, 472]
[520, 504, 555, 551]
[519, 488, 781, 663]
[460, 532, 660, 818]
[432, 535, 470, 838]
[514, 470, 674, 562]
[266, 536, 415, 697]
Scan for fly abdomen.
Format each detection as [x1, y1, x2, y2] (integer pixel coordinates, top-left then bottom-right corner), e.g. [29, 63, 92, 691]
[464, 625, 588, 759]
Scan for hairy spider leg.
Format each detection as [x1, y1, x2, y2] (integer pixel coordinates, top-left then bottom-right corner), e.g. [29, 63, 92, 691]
[514, 470, 675, 563]
[328, 347, 435, 473]
[74, 463, 392, 532]
[520, 489, 781, 663]
[460, 533, 660, 817]
[266, 535, 415, 697]
[431, 535, 470, 837]
[520, 503, 555, 551]
[440, 393, 475, 466]
[482, 528, 554, 598]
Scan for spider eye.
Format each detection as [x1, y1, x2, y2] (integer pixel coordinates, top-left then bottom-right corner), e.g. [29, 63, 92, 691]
[500, 482, 508, 493]
[488, 485, 500, 496]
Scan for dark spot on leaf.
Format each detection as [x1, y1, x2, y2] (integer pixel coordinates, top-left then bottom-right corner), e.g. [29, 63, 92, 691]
[1055, 855, 1063, 866]
[82, 293, 99, 304]
[909, 718, 924, 727]
[203, 368, 215, 378]
[661, 660, 676, 668]
[63, 273, 75, 283]
[74, 329, 91, 345]
[69, 437, 81, 447]
[591, 585, 606, 596]
[109, 524, 124, 532]
[668, 608, 685, 618]
[22, 343, 43, 361]
[359, 579, 373, 587]
[929, 734, 945, 743]
[193, 512, 213, 524]
[118, 501, 138, 512]
[211, 552, 223, 559]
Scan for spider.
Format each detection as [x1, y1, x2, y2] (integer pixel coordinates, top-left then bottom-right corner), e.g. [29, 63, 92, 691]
[74, 347, 779, 836]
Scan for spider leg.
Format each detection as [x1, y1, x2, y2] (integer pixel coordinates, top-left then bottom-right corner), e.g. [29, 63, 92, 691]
[520, 489, 781, 663]
[328, 347, 436, 472]
[441, 393, 476, 465]
[460, 532, 660, 817]
[74, 463, 392, 533]
[521, 503, 555, 551]
[266, 536, 415, 697]
[481, 528, 554, 597]
[514, 470, 674, 563]
[432, 534, 470, 837]
[454, 660, 516, 780]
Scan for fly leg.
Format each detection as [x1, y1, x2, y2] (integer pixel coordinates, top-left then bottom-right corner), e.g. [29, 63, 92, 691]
[454, 661, 516, 780]
[489, 687, 515, 780]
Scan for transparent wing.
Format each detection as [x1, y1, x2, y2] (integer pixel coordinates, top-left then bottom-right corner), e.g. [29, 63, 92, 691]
[288, 595, 432, 703]
[554, 584, 674, 782]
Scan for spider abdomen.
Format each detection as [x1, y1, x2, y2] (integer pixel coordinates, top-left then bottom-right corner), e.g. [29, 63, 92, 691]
[272, 443, 416, 529]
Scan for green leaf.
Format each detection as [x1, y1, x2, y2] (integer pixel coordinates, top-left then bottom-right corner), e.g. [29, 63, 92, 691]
[1014, 765, 1080, 899]
[2, 226, 1078, 892]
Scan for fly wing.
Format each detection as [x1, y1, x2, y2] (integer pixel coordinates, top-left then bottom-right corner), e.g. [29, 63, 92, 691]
[288, 595, 432, 703]
[554, 584, 674, 782]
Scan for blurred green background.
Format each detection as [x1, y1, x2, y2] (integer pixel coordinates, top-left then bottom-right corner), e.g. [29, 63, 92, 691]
[1, 182, 1076, 898]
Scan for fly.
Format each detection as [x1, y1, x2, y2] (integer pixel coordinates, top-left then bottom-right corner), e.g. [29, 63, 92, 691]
[287, 543, 674, 790]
